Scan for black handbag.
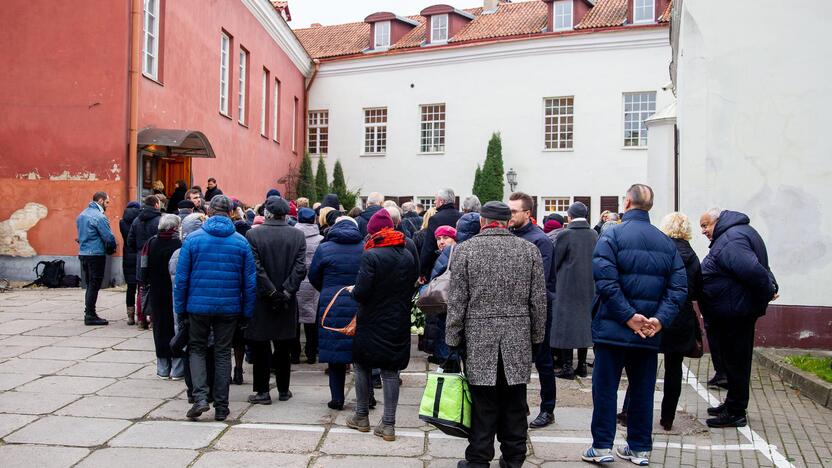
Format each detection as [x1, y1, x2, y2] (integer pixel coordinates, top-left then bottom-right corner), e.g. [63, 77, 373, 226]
[170, 316, 189, 355]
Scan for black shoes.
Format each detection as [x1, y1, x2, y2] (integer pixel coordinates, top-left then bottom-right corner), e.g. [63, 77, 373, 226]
[306, 356, 317, 364]
[707, 403, 726, 416]
[328, 400, 344, 410]
[84, 314, 109, 326]
[290, 355, 301, 365]
[707, 412, 747, 428]
[660, 419, 673, 431]
[278, 390, 293, 401]
[248, 392, 272, 405]
[616, 411, 628, 426]
[232, 367, 243, 385]
[575, 363, 588, 378]
[214, 407, 230, 421]
[529, 411, 555, 429]
[186, 400, 210, 420]
[369, 395, 377, 409]
[372, 375, 383, 389]
[554, 365, 576, 380]
[427, 355, 444, 365]
[708, 375, 729, 389]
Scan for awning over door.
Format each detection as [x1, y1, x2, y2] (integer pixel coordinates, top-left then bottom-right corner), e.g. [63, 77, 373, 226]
[137, 128, 216, 158]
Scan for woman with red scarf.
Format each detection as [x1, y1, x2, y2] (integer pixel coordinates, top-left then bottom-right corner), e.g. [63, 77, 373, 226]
[345, 209, 419, 442]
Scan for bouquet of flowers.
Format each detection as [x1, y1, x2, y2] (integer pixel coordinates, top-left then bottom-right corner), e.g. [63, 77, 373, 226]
[411, 291, 425, 335]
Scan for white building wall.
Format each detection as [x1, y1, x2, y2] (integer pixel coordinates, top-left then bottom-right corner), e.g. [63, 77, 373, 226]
[675, 0, 832, 307]
[308, 28, 672, 221]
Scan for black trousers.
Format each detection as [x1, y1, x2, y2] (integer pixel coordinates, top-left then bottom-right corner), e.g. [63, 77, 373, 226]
[290, 323, 318, 360]
[126, 282, 137, 307]
[252, 339, 292, 393]
[79, 255, 106, 316]
[660, 352, 684, 423]
[560, 348, 588, 368]
[714, 316, 758, 415]
[189, 314, 236, 409]
[703, 317, 726, 379]
[466, 357, 528, 467]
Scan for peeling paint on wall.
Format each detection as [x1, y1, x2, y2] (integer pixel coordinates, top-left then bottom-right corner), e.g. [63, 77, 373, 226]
[48, 170, 98, 181]
[110, 162, 121, 181]
[16, 170, 42, 180]
[0, 203, 48, 257]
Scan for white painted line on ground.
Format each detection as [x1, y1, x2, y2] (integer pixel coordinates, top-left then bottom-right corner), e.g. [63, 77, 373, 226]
[682, 363, 794, 468]
[235, 423, 325, 432]
[529, 434, 759, 451]
[328, 427, 426, 438]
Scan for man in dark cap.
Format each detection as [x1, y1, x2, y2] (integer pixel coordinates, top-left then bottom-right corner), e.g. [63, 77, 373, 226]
[244, 196, 307, 404]
[447, 201, 548, 468]
[177, 200, 195, 221]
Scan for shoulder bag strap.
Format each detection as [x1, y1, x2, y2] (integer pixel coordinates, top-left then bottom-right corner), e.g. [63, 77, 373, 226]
[321, 286, 349, 330]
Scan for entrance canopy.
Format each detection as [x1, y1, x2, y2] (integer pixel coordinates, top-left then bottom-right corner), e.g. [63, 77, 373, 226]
[137, 128, 216, 158]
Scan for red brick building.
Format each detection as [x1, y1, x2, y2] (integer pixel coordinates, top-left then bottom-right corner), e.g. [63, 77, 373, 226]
[0, 0, 311, 279]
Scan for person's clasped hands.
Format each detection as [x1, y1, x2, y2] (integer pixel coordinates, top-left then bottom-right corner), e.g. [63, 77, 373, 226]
[625, 313, 663, 339]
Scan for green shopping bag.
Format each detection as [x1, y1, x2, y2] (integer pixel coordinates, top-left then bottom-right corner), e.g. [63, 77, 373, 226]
[419, 369, 472, 438]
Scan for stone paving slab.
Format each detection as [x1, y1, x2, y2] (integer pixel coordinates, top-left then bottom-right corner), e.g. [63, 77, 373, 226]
[75, 447, 199, 468]
[0, 412, 38, 437]
[193, 451, 311, 467]
[97, 377, 184, 398]
[0, 319, 61, 334]
[113, 338, 156, 351]
[0, 390, 80, 414]
[321, 428, 426, 456]
[4, 415, 131, 446]
[148, 399, 248, 421]
[109, 420, 226, 449]
[0, 334, 64, 347]
[0, 357, 75, 374]
[55, 335, 127, 348]
[312, 455, 425, 467]
[0, 372, 40, 391]
[24, 323, 95, 337]
[214, 423, 324, 453]
[16, 375, 116, 394]
[87, 349, 154, 364]
[242, 399, 337, 425]
[56, 395, 163, 419]
[0, 444, 90, 468]
[57, 361, 144, 378]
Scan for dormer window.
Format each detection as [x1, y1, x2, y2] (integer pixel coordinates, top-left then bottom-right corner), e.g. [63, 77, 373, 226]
[633, 0, 655, 23]
[374, 21, 390, 48]
[431, 14, 449, 43]
[553, 1, 573, 31]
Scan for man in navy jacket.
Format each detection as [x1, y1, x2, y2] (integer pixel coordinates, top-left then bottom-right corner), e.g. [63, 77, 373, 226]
[582, 184, 687, 466]
[699, 209, 777, 428]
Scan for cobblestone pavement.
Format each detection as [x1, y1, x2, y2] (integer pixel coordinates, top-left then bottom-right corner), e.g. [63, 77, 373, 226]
[0, 289, 830, 467]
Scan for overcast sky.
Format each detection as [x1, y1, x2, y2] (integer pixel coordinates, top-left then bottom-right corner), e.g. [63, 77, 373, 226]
[288, 0, 533, 29]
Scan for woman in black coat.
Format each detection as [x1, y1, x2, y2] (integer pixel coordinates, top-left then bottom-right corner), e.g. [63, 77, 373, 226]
[120, 201, 141, 325]
[345, 210, 418, 441]
[167, 180, 188, 214]
[143, 214, 183, 379]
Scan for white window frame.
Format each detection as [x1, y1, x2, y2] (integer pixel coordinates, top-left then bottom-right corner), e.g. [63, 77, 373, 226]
[553, 0, 573, 31]
[142, 0, 160, 79]
[623, 92, 656, 148]
[307, 110, 329, 156]
[260, 70, 268, 136]
[431, 14, 449, 43]
[418, 197, 436, 210]
[543, 96, 574, 151]
[543, 197, 571, 214]
[419, 103, 446, 153]
[292, 98, 298, 151]
[363, 108, 388, 155]
[633, 0, 655, 24]
[272, 79, 280, 141]
[219, 33, 230, 115]
[237, 49, 247, 124]
[374, 21, 390, 49]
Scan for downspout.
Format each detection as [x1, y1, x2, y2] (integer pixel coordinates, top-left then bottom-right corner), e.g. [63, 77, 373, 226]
[127, 0, 142, 201]
[302, 59, 320, 159]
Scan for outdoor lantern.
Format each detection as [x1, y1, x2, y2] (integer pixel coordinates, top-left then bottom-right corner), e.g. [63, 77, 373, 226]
[506, 168, 518, 192]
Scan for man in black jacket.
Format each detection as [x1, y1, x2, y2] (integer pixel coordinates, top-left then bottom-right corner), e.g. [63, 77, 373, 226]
[400, 201, 422, 238]
[127, 195, 162, 330]
[700, 209, 777, 428]
[356, 192, 384, 237]
[419, 188, 462, 279]
[204, 177, 223, 202]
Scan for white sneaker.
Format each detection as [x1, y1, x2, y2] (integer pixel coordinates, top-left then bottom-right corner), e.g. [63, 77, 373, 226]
[581, 447, 614, 463]
[615, 445, 650, 465]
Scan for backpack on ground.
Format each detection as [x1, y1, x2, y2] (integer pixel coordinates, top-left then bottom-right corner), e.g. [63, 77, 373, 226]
[23, 260, 66, 288]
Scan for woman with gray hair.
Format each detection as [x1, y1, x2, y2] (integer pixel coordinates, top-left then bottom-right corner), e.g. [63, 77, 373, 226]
[144, 214, 183, 379]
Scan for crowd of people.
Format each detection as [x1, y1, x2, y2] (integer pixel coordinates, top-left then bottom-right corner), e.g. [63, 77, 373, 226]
[74, 178, 778, 467]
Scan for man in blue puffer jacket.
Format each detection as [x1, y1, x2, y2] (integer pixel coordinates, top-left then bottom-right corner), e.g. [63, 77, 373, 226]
[582, 184, 687, 466]
[699, 209, 777, 428]
[76, 191, 117, 326]
[174, 195, 256, 422]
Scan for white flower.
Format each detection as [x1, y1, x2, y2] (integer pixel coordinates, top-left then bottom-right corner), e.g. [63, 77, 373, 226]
[411, 326, 418, 334]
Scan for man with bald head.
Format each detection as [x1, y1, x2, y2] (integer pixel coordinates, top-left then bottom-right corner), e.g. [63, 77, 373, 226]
[698, 208, 728, 390]
[582, 183, 687, 465]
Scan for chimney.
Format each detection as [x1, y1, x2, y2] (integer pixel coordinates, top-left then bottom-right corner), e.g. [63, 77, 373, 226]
[483, 0, 500, 13]
[310, 23, 322, 28]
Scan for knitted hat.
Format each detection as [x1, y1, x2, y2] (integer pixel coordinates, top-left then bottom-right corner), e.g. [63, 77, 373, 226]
[367, 208, 394, 234]
[567, 201, 588, 219]
[177, 200, 195, 209]
[543, 220, 563, 233]
[209, 195, 233, 214]
[297, 207, 316, 224]
[434, 225, 457, 240]
[325, 209, 341, 228]
[545, 213, 565, 225]
[480, 201, 511, 221]
[252, 216, 265, 226]
[264, 196, 289, 217]
[181, 213, 204, 239]
[266, 188, 281, 199]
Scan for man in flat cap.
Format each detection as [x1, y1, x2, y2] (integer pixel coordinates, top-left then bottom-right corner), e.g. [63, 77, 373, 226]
[446, 201, 548, 468]
[174, 195, 256, 421]
[244, 196, 307, 405]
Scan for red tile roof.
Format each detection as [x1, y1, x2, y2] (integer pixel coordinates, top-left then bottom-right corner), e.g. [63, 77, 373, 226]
[295, 0, 671, 60]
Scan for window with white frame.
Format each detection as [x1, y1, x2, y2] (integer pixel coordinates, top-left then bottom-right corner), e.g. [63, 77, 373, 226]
[364, 108, 387, 154]
[374, 21, 390, 48]
[307, 110, 329, 155]
[431, 14, 448, 43]
[260, 69, 269, 136]
[623, 92, 656, 147]
[418, 197, 436, 210]
[272, 79, 280, 141]
[237, 49, 247, 124]
[142, 0, 160, 79]
[420, 104, 445, 153]
[292, 97, 298, 151]
[219, 33, 230, 115]
[633, 0, 655, 23]
[543, 197, 571, 213]
[553, 0, 573, 31]
[544, 96, 574, 150]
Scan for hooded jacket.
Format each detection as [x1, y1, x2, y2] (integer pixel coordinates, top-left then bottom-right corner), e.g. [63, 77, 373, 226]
[76, 202, 116, 256]
[700, 210, 777, 319]
[455, 212, 481, 243]
[356, 204, 382, 237]
[173, 215, 256, 317]
[591, 209, 688, 350]
[119, 202, 141, 282]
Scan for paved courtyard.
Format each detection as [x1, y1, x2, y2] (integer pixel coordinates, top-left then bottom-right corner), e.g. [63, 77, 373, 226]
[0, 288, 830, 467]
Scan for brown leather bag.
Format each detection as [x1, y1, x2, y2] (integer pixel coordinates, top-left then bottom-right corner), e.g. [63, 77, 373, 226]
[416, 246, 455, 316]
[321, 286, 356, 336]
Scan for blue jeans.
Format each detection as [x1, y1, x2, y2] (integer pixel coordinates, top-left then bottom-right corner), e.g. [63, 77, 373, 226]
[355, 363, 399, 425]
[591, 344, 658, 452]
[434, 314, 450, 360]
[535, 303, 556, 413]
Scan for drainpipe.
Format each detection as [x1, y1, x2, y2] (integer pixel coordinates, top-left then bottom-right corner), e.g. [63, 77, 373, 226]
[127, 0, 142, 202]
[302, 59, 320, 160]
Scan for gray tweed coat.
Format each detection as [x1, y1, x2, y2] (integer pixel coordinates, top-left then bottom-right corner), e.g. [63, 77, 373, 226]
[446, 228, 548, 386]
[550, 219, 597, 349]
